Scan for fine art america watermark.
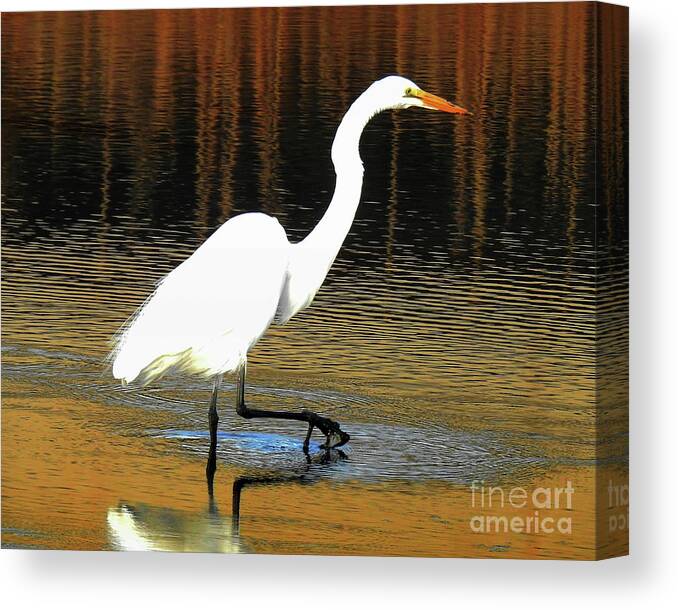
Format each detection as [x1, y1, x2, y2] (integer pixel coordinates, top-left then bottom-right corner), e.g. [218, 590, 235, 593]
[469, 481, 574, 535]
[607, 479, 629, 533]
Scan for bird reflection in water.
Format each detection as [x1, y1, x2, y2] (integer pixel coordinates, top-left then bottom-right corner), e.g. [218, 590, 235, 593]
[107, 450, 347, 553]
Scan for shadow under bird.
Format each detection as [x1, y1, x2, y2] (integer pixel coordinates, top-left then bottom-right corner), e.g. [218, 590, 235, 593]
[107, 475, 299, 553]
[109, 75, 470, 484]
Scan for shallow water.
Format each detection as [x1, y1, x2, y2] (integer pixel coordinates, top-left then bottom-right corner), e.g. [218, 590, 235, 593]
[1, 4, 627, 558]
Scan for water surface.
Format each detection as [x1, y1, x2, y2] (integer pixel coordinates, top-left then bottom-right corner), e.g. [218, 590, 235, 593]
[2, 4, 628, 558]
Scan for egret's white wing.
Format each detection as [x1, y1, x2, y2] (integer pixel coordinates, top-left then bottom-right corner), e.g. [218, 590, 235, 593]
[111, 213, 290, 384]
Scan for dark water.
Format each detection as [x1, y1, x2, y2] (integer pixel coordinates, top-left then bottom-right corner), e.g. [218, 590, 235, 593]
[1, 5, 628, 557]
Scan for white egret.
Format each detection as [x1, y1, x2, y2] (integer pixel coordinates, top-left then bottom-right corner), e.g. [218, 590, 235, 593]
[110, 75, 470, 480]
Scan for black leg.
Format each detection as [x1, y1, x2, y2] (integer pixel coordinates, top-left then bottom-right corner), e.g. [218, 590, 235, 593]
[235, 363, 350, 450]
[303, 422, 314, 454]
[206, 375, 221, 494]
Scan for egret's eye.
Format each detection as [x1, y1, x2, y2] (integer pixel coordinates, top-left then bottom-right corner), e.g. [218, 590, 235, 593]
[405, 87, 413, 96]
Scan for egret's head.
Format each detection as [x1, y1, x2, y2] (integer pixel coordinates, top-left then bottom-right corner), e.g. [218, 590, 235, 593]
[369, 75, 471, 115]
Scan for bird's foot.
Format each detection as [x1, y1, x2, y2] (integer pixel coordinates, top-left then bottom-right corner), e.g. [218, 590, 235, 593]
[301, 410, 350, 452]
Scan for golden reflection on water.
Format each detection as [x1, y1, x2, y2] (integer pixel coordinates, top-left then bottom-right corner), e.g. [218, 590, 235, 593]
[1, 4, 627, 557]
[2, 387, 627, 558]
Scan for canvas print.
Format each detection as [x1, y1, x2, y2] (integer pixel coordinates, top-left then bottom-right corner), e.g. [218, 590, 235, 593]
[1, 2, 628, 559]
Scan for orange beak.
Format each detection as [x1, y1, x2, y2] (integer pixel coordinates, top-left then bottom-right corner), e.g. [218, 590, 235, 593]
[418, 90, 471, 115]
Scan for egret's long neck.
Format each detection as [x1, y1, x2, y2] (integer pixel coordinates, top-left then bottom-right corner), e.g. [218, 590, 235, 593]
[300, 94, 377, 256]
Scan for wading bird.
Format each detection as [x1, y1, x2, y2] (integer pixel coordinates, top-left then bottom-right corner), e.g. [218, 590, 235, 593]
[110, 75, 470, 483]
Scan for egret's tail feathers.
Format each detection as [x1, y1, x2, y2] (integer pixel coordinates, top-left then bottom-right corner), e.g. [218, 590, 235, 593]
[111, 340, 245, 386]
[112, 349, 192, 386]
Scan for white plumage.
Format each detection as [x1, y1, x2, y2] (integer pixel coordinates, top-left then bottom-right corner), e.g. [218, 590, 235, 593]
[112, 213, 290, 384]
[110, 76, 470, 389]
